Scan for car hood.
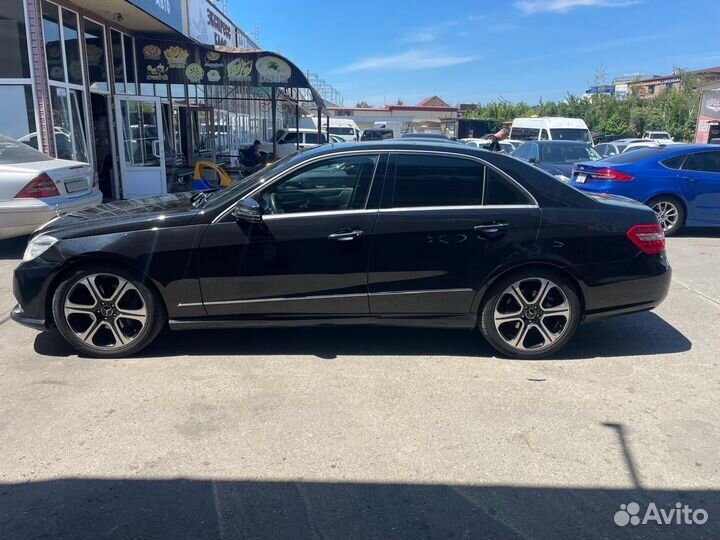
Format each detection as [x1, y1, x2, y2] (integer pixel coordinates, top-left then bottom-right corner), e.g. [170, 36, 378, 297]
[35, 192, 201, 239]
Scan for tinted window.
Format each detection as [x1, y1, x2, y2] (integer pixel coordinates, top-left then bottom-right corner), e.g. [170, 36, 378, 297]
[683, 151, 720, 173]
[595, 144, 608, 155]
[662, 155, 685, 169]
[541, 143, 600, 163]
[304, 133, 327, 144]
[329, 127, 354, 135]
[511, 127, 540, 141]
[393, 154, 484, 208]
[0, 0, 31, 78]
[280, 132, 299, 144]
[540, 129, 549, 140]
[260, 154, 378, 215]
[0, 134, 53, 164]
[550, 128, 591, 142]
[485, 169, 532, 206]
[528, 144, 540, 162]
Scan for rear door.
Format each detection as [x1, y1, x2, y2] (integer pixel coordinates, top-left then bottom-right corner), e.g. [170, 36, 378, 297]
[680, 150, 720, 223]
[367, 152, 541, 314]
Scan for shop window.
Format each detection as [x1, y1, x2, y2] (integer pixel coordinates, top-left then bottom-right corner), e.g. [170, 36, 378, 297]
[84, 19, 108, 92]
[0, 85, 36, 141]
[0, 0, 31, 79]
[50, 86, 88, 162]
[123, 34, 136, 94]
[42, 1, 65, 83]
[62, 9, 82, 85]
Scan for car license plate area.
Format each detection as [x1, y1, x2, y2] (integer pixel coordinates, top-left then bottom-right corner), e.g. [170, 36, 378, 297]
[576, 173, 587, 184]
[65, 179, 89, 193]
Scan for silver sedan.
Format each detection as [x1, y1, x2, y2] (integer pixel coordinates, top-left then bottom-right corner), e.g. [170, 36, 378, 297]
[0, 134, 102, 240]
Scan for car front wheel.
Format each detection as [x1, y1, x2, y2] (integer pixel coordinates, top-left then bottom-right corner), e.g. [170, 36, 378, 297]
[52, 267, 165, 358]
[479, 270, 581, 359]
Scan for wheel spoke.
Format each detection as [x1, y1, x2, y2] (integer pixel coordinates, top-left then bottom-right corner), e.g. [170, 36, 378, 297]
[108, 320, 129, 346]
[117, 308, 147, 322]
[79, 318, 102, 344]
[64, 302, 96, 315]
[512, 322, 531, 349]
[110, 279, 130, 303]
[535, 280, 552, 307]
[542, 306, 570, 317]
[510, 285, 528, 307]
[84, 276, 106, 303]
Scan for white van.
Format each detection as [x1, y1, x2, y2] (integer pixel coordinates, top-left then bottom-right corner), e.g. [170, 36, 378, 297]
[299, 117, 360, 142]
[510, 117, 592, 144]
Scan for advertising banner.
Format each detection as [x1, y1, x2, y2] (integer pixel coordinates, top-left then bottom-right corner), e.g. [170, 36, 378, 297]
[137, 39, 303, 88]
[187, 0, 234, 46]
[695, 90, 720, 143]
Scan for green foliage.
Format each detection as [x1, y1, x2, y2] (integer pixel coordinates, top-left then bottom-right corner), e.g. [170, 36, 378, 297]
[464, 72, 701, 141]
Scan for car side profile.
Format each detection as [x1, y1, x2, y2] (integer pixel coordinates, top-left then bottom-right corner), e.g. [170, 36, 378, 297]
[570, 144, 720, 235]
[12, 141, 670, 359]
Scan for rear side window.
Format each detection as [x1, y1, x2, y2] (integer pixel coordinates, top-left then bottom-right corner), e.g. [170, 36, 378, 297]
[662, 155, 685, 169]
[392, 154, 484, 207]
[683, 151, 720, 173]
[485, 169, 533, 206]
[0, 134, 53, 164]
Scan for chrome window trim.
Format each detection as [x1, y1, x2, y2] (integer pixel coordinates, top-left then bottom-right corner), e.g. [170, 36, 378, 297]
[379, 205, 538, 213]
[212, 150, 388, 224]
[263, 209, 378, 221]
[389, 150, 540, 208]
[178, 288, 474, 308]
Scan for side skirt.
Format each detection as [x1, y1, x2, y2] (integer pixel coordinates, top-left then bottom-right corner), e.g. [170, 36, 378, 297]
[168, 314, 477, 331]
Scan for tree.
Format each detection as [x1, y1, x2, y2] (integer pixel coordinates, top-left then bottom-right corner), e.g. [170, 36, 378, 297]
[355, 100, 372, 108]
[396, 98, 404, 105]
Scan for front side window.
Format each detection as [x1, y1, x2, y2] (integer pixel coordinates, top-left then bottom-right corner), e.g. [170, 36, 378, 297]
[513, 144, 530, 159]
[0, 0, 31, 78]
[683, 151, 720, 173]
[260, 154, 379, 215]
[392, 154, 484, 208]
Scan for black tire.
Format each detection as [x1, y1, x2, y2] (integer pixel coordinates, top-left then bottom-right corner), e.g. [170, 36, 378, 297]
[479, 268, 581, 359]
[647, 196, 685, 237]
[52, 266, 166, 358]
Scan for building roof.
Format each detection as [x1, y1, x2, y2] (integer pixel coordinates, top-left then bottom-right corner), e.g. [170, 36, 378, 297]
[417, 96, 452, 107]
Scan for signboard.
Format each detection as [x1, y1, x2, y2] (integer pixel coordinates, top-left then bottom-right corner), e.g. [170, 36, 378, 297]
[695, 90, 720, 143]
[137, 39, 304, 88]
[126, 0, 183, 33]
[187, 0, 234, 46]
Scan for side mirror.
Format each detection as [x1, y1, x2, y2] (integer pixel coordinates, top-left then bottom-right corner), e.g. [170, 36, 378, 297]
[232, 198, 262, 223]
[528, 157, 537, 164]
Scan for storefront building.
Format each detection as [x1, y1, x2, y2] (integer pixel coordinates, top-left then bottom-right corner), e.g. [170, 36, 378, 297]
[1, 0, 317, 200]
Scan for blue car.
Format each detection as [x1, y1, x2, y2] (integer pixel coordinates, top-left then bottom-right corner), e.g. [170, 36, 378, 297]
[570, 144, 720, 235]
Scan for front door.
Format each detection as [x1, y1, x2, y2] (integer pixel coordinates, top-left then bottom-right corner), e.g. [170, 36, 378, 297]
[196, 153, 384, 317]
[368, 152, 541, 314]
[681, 150, 720, 223]
[114, 95, 166, 199]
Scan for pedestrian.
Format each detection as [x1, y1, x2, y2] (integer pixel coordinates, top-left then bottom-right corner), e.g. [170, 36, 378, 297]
[483, 128, 509, 152]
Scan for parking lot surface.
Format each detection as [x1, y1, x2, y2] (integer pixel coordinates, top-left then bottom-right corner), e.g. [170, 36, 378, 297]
[0, 232, 719, 539]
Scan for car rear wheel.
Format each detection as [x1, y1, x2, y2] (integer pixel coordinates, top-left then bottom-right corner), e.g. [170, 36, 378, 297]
[648, 196, 684, 237]
[479, 270, 581, 359]
[52, 267, 165, 358]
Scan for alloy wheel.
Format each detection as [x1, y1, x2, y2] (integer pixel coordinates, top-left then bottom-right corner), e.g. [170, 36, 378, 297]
[493, 278, 571, 352]
[63, 274, 148, 350]
[651, 200, 679, 232]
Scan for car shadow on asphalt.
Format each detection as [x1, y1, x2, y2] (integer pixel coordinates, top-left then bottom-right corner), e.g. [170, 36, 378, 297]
[33, 311, 691, 361]
[0, 236, 28, 260]
[1, 477, 718, 540]
[675, 227, 720, 238]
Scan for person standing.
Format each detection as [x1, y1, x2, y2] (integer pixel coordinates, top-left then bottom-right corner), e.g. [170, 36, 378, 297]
[483, 128, 509, 152]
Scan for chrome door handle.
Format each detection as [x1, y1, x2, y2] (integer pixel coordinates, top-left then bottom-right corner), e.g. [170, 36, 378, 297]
[328, 229, 364, 241]
[474, 222, 510, 234]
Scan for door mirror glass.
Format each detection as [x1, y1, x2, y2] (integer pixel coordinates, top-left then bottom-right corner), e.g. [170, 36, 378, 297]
[232, 198, 263, 223]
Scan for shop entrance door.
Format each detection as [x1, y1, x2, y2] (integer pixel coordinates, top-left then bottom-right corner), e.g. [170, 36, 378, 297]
[114, 95, 166, 199]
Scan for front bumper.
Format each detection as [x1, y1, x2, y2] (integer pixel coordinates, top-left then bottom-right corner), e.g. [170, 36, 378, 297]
[10, 304, 46, 330]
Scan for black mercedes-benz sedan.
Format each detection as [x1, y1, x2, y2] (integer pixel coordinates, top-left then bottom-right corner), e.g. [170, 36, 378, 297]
[11, 141, 671, 359]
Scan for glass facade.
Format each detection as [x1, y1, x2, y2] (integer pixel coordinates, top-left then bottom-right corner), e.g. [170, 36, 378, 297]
[0, 0, 31, 78]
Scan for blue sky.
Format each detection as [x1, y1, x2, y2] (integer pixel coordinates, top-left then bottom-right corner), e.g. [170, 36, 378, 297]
[230, 0, 720, 107]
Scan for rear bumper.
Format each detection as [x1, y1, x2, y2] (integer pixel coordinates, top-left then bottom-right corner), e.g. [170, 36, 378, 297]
[580, 259, 671, 323]
[0, 190, 102, 240]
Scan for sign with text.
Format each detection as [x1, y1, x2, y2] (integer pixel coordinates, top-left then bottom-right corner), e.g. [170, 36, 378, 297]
[126, 0, 183, 33]
[187, 0, 235, 46]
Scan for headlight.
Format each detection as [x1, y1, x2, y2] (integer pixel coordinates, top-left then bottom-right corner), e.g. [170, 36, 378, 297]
[554, 174, 570, 183]
[23, 235, 59, 262]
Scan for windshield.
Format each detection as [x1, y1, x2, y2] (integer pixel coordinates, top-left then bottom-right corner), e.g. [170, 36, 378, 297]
[0, 134, 53, 164]
[541, 144, 601, 163]
[201, 153, 300, 208]
[550, 129, 591, 142]
[329, 127, 355, 135]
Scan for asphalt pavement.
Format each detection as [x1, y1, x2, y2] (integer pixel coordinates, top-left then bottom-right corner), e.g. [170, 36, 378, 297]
[0, 231, 719, 539]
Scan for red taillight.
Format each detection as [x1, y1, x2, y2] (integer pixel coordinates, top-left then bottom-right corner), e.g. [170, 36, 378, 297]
[92, 172, 98, 188]
[589, 168, 634, 181]
[627, 224, 665, 254]
[14, 173, 60, 198]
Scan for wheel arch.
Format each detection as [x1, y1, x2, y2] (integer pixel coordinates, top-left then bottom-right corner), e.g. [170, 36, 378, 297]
[472, 262, 586, 316]
[44, 254, 167, 327]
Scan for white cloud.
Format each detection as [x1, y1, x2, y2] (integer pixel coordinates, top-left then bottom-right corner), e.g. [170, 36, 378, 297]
[336, 49, 479, 74]
[400, 20, 458, 44]
[517, 0, 641, 14]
